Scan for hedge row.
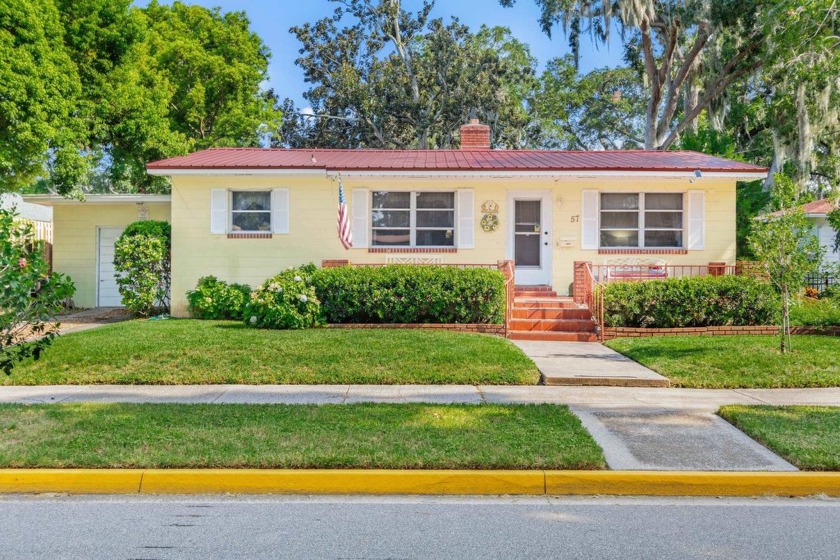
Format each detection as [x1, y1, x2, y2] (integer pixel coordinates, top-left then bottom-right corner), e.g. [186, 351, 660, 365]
[187, 264, 506, 327]
[311, 265, 505, 324]
[603, 275, 780, 328]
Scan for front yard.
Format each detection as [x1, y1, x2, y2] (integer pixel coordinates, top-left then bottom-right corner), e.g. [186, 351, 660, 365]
[719, 405, 840, 470]
[0, 403, 605, 469]
[7, 319, 540, 385]
[605, 335, 840, 388]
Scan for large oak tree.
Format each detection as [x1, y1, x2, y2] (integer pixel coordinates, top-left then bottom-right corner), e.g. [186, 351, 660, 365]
[282, 0, 539, 149]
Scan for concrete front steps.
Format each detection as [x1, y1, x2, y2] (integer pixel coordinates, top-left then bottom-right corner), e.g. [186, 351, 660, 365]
[508, 286, 598, 342]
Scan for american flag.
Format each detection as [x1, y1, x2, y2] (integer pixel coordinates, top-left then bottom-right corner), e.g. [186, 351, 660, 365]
[337, 175, 353, 249]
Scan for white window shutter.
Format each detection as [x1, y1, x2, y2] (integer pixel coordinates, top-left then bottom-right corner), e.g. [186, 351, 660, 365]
[272, 188, 290, 234]
[581, 190, 599, 250]
[210, 189, 227, 234]
[687, 190, 705, 250]
[457, 189, 475, 249]
[352, 188, 369, 248]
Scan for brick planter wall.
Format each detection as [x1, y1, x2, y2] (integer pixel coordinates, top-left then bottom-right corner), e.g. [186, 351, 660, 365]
[603, 325, 840, 339]
[327, 323, 505, 335]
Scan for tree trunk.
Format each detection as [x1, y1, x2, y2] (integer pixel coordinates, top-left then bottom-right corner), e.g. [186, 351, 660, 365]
[780, 287, 789, 354]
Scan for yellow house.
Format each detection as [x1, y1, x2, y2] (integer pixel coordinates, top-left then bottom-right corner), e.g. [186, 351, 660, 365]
[25, 120, 767, 339]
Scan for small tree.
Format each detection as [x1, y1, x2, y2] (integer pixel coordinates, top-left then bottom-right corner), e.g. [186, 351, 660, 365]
[749, 175, 824, 353]
[113, 220, 171, 316]
[1, 209, 75, 374]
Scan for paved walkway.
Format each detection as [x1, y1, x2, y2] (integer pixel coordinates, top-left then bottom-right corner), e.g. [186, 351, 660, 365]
[4, 385, 837, 472]
[2, 384, 839, 407]
[511, 341, 670, 387]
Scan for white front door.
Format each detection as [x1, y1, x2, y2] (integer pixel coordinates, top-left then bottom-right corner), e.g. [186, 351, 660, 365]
[508, 192, 552, 285]
[97, 227, 124, 307]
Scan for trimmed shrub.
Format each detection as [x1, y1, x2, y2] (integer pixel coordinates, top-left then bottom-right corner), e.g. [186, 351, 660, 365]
[603, 275, 780, 328]
[114, 220, 170, 316]
[243, 267, 321, 329]
[791, 297, 840, 327]
[310, 265, 505, 324]
[186, 276, 251, 320]
[821, 285, 840, 302]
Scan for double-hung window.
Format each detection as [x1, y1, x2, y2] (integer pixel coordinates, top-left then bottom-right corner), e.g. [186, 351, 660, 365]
[600, 193, 684, 248]
[230, 191, 271, 233]
[371, 191, 455, 247]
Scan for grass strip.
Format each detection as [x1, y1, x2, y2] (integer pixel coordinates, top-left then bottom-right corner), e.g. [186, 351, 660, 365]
[0, 403, 605, 470]
[7, 319, 539, 385]
[605, 335, 840, 388]
[719, 405, 840, 470]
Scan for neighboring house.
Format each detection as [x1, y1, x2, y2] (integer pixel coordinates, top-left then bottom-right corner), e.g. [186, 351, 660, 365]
[804, 198, 838, 265]
[3, 193, 54, 261]
[1, 193, 53, 222]
[765, 197, 839, 266]
[24, 120, 767, 317]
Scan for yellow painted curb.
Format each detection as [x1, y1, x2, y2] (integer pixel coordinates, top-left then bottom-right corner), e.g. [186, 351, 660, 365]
[545, 471, 840, 497]
[140, 469, 546, 495]
[0, 470, 144, 494]
[1, 469, 840, 497]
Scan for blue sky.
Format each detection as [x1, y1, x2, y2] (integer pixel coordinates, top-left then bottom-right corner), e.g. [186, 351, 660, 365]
[136, 0, 625, 106]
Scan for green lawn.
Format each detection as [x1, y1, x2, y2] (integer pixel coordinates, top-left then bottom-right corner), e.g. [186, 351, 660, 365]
[0, 403, 605, 469]
[720, 405, 840, 470]
[8, 319, 540, 385]
[605, 335, 840, 388]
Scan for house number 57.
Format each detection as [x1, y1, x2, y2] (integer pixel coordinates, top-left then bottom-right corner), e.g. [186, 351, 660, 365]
[570, 215, 579, 223]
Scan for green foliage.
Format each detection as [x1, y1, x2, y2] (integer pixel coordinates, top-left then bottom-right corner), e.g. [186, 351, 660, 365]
[5, 0, 280, 194]
[186, 276, 251, 321]
[0, 0, 85, 193]
[311, 265, 506, 324]
[122, 220, 171, 243]
[243, 268, 321, 329]
[827, 206, 840, 253]
[749, 174, 825, 351]
[822, 285, 840, 301]
[603, 276, 780, 328]
[0, 209, 75, 374]
[736, 180, 772, 259]
[790, 297, 840, 328]
[113, 220, 170, 316]
[532, 56, 646, 149]
[284, 0, 539, 149]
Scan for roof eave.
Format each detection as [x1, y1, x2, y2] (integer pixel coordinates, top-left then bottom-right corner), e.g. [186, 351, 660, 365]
[22, 194, 172, 206]
[146, 167, 768, 179]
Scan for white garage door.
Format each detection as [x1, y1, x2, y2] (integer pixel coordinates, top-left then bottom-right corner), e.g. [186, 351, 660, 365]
[97, 227, 124, 307]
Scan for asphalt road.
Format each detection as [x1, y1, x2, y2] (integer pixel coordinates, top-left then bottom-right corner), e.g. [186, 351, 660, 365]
[3, 494, 840, 559]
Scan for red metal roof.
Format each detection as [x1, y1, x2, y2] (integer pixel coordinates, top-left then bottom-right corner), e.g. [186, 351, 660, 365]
[146, 147, 768, 174]
[768, 198, 838, 217]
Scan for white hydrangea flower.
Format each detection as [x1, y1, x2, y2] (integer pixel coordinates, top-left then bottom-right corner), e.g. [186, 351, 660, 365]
[249, 316, 257, 324]
[294, 275, 302, 282]
[299, 294, 308, 303]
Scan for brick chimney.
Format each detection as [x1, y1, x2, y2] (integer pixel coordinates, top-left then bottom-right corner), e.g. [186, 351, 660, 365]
[459, 118, 491, 150]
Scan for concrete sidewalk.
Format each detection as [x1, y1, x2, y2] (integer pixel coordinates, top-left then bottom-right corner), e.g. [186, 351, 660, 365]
[2, 384, 838, 408]
[511, 341, 670, 387]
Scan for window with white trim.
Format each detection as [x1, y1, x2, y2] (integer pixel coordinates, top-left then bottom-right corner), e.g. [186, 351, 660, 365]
[371, 191, 455, 247]
[230, 191, 271, 232]
[600, 193, 684, 248]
